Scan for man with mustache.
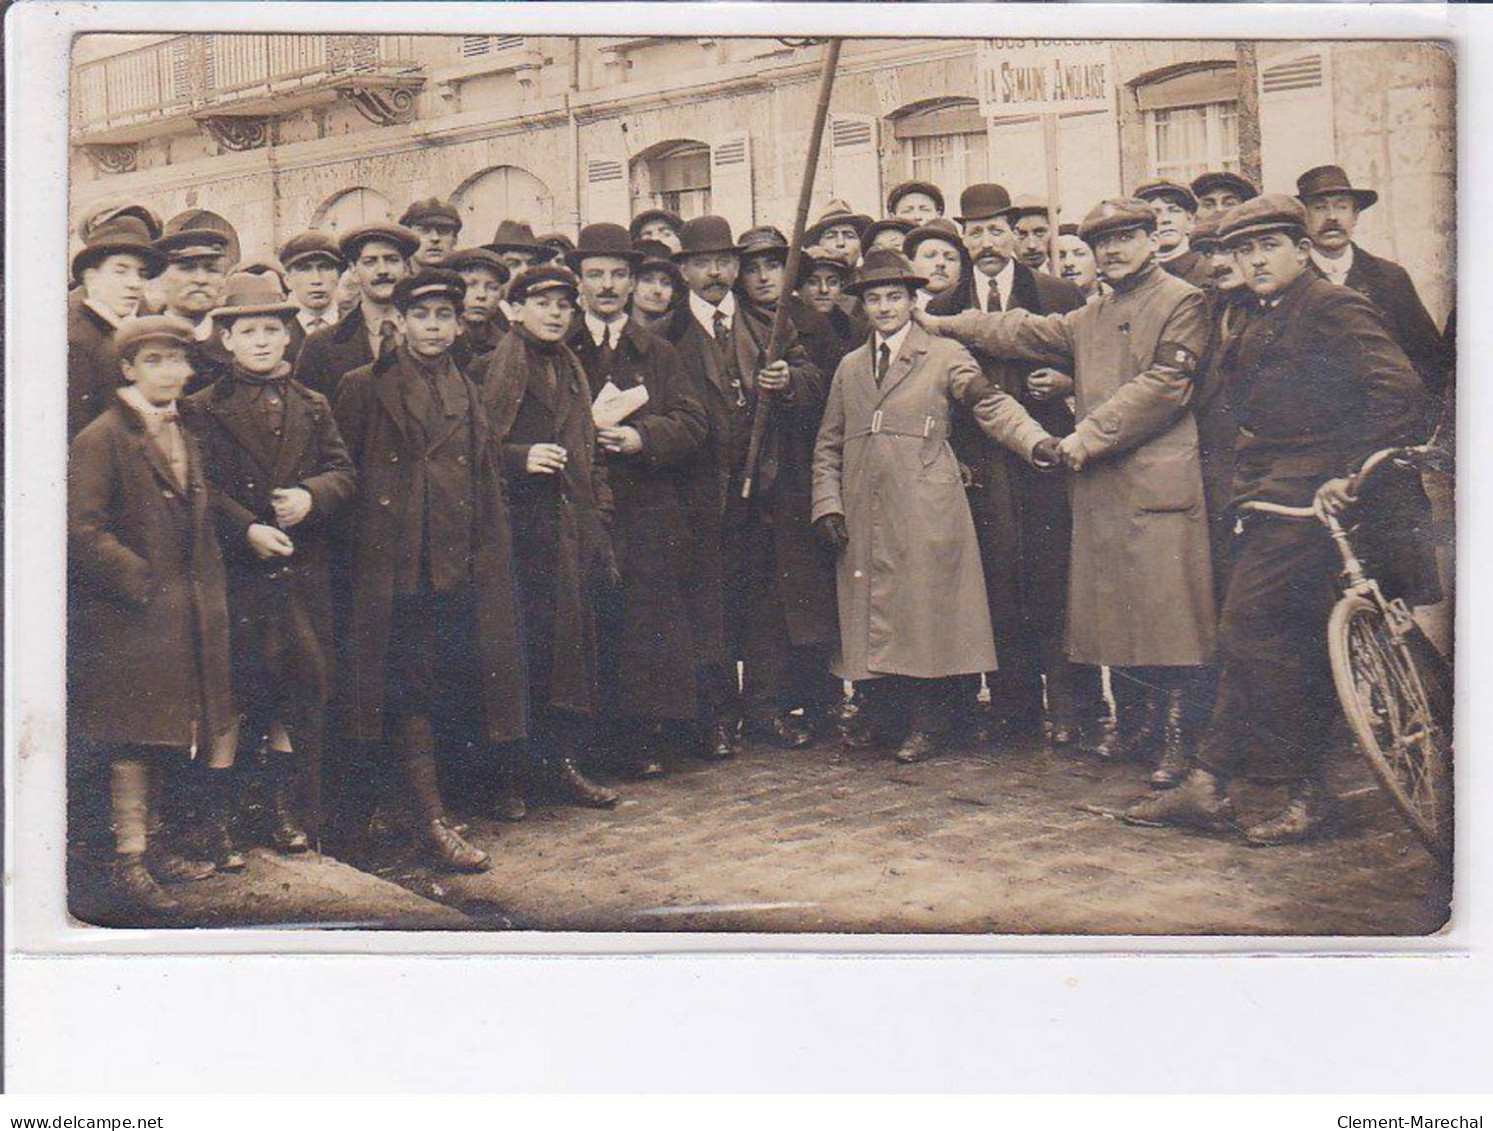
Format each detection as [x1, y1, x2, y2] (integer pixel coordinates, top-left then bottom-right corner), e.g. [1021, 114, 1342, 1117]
[1003, 197, 1055, 273]
[1297, 164, 1450, 399]
[943, 183, 1102, 751]
[1135, 180, 1212, 289]
[153, 218, 234, 397]
[277, 230, 345, 368]
[1125, 196, 1429, 844]
[920, 197, 1216, 778]
[1054, 224, 1102, 301]
[292, 223, 420, 400]
[904, 218, 968, 311]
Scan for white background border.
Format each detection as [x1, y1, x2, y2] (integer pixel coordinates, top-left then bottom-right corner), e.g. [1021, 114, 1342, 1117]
[7, 1, 1489, 1091]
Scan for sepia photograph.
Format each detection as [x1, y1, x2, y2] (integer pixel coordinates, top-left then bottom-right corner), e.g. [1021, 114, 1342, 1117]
[57, 27, 1455, 937]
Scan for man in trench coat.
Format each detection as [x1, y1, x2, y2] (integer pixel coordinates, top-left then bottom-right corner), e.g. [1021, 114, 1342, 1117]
[920, 199, 1217, 775]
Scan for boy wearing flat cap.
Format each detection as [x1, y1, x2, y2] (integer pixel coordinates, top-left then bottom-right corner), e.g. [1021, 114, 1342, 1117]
[1134, 179, 1212, 289]
[333, 269, 528, 871]
[70, 316, 239, 918]
[184, 272, 357, 865]
[483, 265, 622, 810]
[277, 231, 345, 367]
[400, 198, 463, 270]
[444, 247, 512, 373]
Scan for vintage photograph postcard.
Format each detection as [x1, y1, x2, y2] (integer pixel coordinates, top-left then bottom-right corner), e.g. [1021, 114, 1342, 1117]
[53, 25, 1454, 937]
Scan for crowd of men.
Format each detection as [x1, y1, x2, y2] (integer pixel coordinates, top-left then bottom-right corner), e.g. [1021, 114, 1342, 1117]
[66, 158, 1452, 917]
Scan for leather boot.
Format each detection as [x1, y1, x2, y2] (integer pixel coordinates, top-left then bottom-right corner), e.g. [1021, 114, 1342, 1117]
[404, 752, 490, 872]
[894, 730, 938, 764]
[1148, 687, 1192, 789]
[1124, 767, 1234, 832]
[204, 771, 247, 872]
[700, 721, 738, 762]
[112, 853, 179, 914]
[549, 757, 620, 808]
[492, 754, 529, 822]
[1242, 778, 1333, 846]
[270, 760, 310, 853]
[1089, 687, 1161, 762]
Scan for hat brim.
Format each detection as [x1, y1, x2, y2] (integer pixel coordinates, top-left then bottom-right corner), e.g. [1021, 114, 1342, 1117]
[1298, 188, 1378, 210]
[485, 241, 557, 258]
[1078, 218, 1154, 244]
[671, 244, 740, 262]
[71, 241, 167, 282]
[1136, 190, 1197, 213]
[1221, 221, 1308, 249]
[804, 215, 873, 246]
[210, 302, 301, 322]
[281, 250, 345, 270]
[843, 271, 927, 297]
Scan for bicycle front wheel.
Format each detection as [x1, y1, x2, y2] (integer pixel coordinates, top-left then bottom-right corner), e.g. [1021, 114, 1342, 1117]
[1328, 593, 1453, 863]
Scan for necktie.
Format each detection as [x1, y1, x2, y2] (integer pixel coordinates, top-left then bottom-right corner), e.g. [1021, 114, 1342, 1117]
[377, 318, 399, 360]
[599, 325, 616, 372]
[713, 309, 729, 345]
[986, 282, 1003, 312]
[876, 342, 892, 388]
[157, 407, 188, 491]
[307, 316, 326, 332]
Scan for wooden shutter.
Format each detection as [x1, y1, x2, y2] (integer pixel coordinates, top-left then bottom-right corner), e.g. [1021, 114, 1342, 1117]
[584, 155, 630, 226]
[711, 130, 755, 235]
[1257, 49, 1334, 193]
[830, 113, 882, 219]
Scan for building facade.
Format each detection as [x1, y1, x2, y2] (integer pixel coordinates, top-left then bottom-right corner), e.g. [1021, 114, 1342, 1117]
[70, 34, 1455, 323]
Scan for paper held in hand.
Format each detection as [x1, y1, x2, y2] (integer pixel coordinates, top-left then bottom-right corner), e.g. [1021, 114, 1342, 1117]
[592, 381, 650, 429]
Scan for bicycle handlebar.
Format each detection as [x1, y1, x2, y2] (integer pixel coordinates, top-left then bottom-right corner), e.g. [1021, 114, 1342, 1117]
[1237, 441, 1448, 524]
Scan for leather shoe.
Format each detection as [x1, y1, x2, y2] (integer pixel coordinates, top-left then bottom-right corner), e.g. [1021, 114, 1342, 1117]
[751, 715, 814, 750]
[1242, 780, 1332, 846]
[113, 855, 179, 914]
[423, 817, 490, 872]
[700, 723, 737, 762]
[841, 716, 884, 751]
[1047, 720, 1081, 749]
[619, 756, 667, 780]
[492, 793, 528, 822]
[1123, 768, 1234, 832]
[550, 758, 620, 808]
[894, 730, 938, 764]
[148, 850, 216, 884]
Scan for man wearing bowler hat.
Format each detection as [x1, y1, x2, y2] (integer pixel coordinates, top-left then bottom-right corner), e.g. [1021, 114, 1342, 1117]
[1296, 164, 1450, 397]
[277, 230, 346, 367]
[69, 204, 166, 438]
[1135, 179, 1213, 289]
[564, 224, 707, 778]
[399, 197, 463, 270]
[292, 222, 420, 399]
[1191, 171, 1258, 224]
[663, 215, 829, 760]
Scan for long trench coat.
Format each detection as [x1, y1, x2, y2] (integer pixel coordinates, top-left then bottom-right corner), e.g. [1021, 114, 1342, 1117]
[569, 318, 705, 721]
[183, 367, 357, 716]
[942, 263, 1216, 668]
[68, 398, 236, 756]
[332, 351, 528, 745]
[812, 324, 1047, 682]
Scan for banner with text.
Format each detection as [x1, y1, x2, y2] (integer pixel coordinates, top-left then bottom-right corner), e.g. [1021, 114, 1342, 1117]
[978, 39, 1114, 117]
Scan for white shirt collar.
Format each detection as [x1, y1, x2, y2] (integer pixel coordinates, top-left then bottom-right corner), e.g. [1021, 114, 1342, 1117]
[118, 384, 178, 424]
[974, 258, 1016, 310]
[297, 305, 337, 332]
[585, 311, 628, 347]
[1310, 243, 1354, 284]
[83, 298, 128, 329]
[689, 289, 736, 335]
[873, 321, 913, 364]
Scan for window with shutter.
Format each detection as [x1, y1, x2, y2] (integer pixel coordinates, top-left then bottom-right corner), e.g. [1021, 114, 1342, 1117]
[1257, 49, 1334, 193]
[710, 132, 753, 233]
[892, 100, 989, 209]
[830, 113, 881, 219]
[459, 36, 492, 59]
[1135, 63, 1242, 184]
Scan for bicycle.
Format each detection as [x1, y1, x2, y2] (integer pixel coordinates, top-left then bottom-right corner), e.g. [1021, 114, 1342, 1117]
[1238, 442, 1454, 863]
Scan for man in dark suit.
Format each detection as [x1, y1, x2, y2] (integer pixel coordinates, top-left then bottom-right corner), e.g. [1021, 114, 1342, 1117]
[1135, 179, 1213, 289]
[292, 223, 420, 399]
[1297, 164, 1451, 398]
[939, 183, 1103, 748]
[278, 230, 345, 368]
[1126, 196, 1428, 845]
[151, 221, 234, 397]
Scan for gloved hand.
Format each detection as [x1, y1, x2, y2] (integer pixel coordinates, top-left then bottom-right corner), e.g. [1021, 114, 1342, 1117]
[814, 512, 850, 554]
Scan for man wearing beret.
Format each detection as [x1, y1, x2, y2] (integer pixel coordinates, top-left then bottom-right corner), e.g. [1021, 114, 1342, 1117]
[333, 269, 529, 870]
[445, 247, 511, 374]
[68, 204, 166, 438]
[921, 197, 1216, 775]
[1135, 179, 1213, 289]
[1126, 195, 1429, 844]
[277, 230, 345, 367]
[938, 183, 1102, 749]
[293, 222, 420, 400]
[400, 198, 463, 270]
[564, 224, 707, 778]
[1191, 171, 1258, 225]
[152, 221, 235, 397]
[1296, 164, 1451, 398]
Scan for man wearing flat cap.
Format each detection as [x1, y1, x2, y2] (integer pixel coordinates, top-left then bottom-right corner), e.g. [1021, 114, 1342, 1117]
[68, 204, 166, 438]
[1191, 171, 1258, 224]
[277, 230, 345, 367]
[400, 198, 462, 270]
[1135, 179, 1212, 289]
[444, 247, 511, 373]
[629, 209, 684, 255]
[1126, 194, 1431, 845]
[886, 180, 945, 225]
[153, 220, 237, 396]
[921, 196, 1216, 777]
[1296, 164, 1450, 398]
[941, 182, 1101, 749]
[293, 222, 420, 400]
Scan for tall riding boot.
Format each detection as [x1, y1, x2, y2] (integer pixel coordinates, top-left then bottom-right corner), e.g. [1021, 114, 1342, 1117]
[545, 717, 620, 808]
[269, 758, 310, 853]
[204, 769, 247, 872]
[403, 751, 490, 872]
[1149, 685, 1193, 789]
[1090, 684, 1162, 762]
[109, 757, 177, 914]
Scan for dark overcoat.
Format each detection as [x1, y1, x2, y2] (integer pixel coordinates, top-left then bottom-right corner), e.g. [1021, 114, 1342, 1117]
[1341, 244, 1451, 396]
[1194, 287, 1248, 598]
[293, 306, 377, 400]
[570, 318, 706, 720]
[483, 330, 615, 718]
[67, 291, 120, 440]
[183, 368, 357, 715]
[68, 398, 236, 754]
[332, 351, 528, 744]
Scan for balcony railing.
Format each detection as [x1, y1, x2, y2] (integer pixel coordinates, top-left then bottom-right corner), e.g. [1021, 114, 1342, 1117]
[71, 33, 422, 141]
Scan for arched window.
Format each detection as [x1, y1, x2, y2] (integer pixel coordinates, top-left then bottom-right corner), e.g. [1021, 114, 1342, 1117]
[452, 165, 555, 244]
[889, 99, 990, 208]
[1133, 63, 1242, 183]
[633, 140, 712, 221]
[313, 187, 394, 237]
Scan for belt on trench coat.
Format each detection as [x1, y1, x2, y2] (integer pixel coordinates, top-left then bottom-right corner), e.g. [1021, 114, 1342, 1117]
[847, 410, 947, 443]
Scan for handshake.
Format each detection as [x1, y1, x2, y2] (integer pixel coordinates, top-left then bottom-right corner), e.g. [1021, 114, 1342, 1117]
[1032, 434, 1089, 473]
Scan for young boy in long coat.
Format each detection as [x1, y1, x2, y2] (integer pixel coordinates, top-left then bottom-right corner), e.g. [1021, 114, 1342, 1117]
[334, 269, 528, 872]
[69, 316, 238, 916]
[483, 265, 620, 810]
[184, 271, 356, 860]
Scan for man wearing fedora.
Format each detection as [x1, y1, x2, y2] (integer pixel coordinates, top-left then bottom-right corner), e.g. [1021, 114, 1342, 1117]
[277, 230, 345, 368]
[941, 183, 1101, 750]
[292, 222, 420, 400]
[629, 208, 685, 256]
[921, 197, 1217, 777]
[184, 270, 357, 863]
[1191, 171, 1258, 225]
[69, 204, 166, 438]
[564, 224, 707, 778]
[152, 219, 235, 397]
[444, 247, 512, 374]
[1125, 196, 1429, 844]
[664, 215, 827, 760]
[400, 197, 463, 270]
[1135, 179, 1213, 289]
[1297, 164, 1450, 398]
[805, 199, 872, 271]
